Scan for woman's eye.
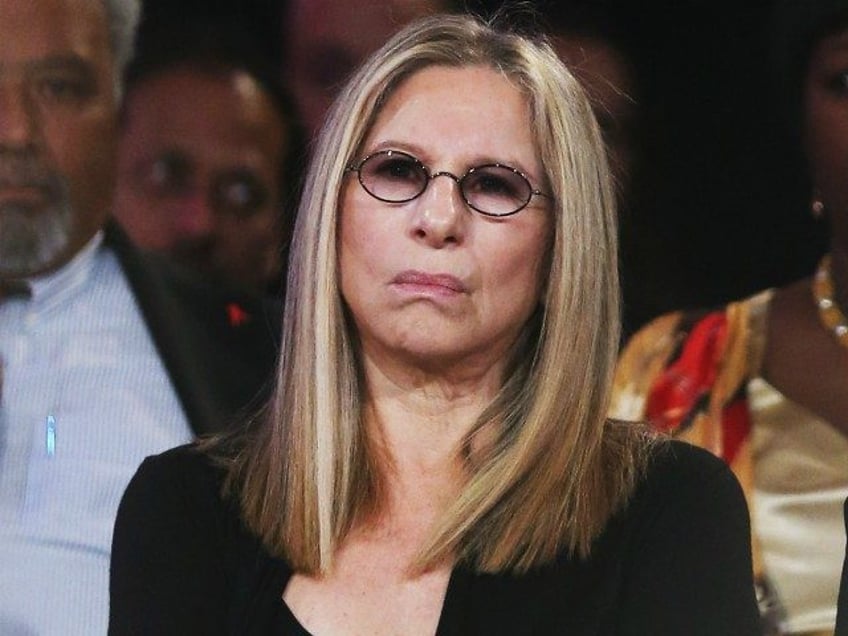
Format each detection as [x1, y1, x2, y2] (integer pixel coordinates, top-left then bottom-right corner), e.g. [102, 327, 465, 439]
[467, 171, 520, 199]
[476, 175, 512, 194]
[376, 158, 420, 182]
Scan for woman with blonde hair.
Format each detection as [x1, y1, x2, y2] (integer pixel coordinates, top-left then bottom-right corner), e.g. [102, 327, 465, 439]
[109, 12, 759, 635]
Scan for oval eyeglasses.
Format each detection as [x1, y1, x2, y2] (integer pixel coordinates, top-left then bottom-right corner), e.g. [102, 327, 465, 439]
[346, 149, 551, 217]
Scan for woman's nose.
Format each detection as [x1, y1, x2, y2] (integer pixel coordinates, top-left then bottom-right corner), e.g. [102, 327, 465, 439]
[409, 173, 466, 247]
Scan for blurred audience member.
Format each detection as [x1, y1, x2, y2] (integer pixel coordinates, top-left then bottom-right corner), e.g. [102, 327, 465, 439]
[541, 1, 638, 196]
[613, 0, 848, 633]
[281, 0, 453, 138]
[0, 1, 279, 632]
[533, 0, 665, 336]
[114, 23, 303, 293]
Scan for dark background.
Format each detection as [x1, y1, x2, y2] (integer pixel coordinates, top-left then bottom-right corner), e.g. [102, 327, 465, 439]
[140, 0, 827, 332]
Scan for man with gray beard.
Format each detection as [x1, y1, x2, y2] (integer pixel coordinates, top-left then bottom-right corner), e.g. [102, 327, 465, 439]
[0, 158, 73, 278]
[0, 0, 280, 633]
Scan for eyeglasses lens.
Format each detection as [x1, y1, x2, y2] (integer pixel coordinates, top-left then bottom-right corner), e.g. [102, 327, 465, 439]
[463, 166, 531, 216]
[359, 152, 427, 203]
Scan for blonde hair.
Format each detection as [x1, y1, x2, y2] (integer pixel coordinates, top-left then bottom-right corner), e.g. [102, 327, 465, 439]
[218, 12, 650, 575]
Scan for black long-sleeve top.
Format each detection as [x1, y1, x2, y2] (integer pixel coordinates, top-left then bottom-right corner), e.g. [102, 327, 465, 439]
[109, 440, 761, 635]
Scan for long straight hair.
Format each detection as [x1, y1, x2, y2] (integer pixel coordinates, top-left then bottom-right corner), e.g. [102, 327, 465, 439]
[215, 12, 650, 575]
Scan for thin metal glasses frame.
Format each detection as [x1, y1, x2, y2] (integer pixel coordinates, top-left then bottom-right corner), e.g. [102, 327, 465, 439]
[346, 149, 551, 217]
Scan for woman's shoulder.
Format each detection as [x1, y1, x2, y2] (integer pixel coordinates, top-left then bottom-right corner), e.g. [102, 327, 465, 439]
[573, 439, 760, 633]
[118, 443, 237, 532]
[132, 443, 227, 491]
[112, 443, 265, 592]
[605, 439, 753, 576]
[614, 438, 750, 541]
[110, 448, 289, 632]
[465, 440, 758, 634]
[646, 437, 737, 482]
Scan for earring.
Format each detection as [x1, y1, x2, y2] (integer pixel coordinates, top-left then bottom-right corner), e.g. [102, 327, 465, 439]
[811, 190, 825, 219]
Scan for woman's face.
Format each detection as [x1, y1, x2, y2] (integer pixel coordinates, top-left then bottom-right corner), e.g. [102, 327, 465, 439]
[339, 65, 551, 375]
[805, 26, 848, 241]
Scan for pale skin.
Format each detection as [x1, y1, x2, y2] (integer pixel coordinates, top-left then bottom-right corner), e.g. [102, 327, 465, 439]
[761, 27, 848, 438]
[283, 65, 551, 634]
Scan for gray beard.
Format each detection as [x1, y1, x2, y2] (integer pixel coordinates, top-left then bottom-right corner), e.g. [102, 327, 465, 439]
[0, 155, 74, 279]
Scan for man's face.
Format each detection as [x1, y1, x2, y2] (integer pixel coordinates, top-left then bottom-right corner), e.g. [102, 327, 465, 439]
[114, 68, 288, 292]
[0, 0, 118, 279]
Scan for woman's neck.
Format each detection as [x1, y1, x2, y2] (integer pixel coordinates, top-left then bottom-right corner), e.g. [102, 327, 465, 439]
[359, 352, 504, 526]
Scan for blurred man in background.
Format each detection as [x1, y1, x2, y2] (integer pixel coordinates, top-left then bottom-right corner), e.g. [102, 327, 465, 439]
[281, 0, 453, 138]
[114, 23, 303, 293]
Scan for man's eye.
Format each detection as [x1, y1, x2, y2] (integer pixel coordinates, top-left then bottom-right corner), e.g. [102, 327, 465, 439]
[215, 174, 269, 218]
[827, 71, 848, 95]
[145, 153, 192, 195]
[38, 77, 91, 102]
